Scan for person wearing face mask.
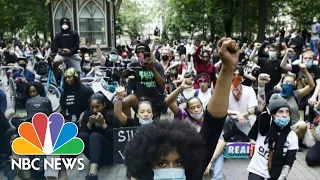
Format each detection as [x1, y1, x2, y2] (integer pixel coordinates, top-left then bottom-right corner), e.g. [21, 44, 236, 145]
[247, 74, 298, 180]
[81, 52, 94, 78]
[122, 40, 166, 120]
[78, 92, 121, 180]
[281, 50, 320, 121]
[125, 37, 241, 180]
[12, 57, 35, 106]
[250, 43, 287, 101]
[225, 66, 257, 136]
[106, 48, 120, 67]
[114, 86, 154, 126]
[160, 48, 171, 70]
[52, 17, 82, 76]
[165, 78, 207, 131]
[3, 46, 18, 65]
[269, 69, 314, 141]
[193, 41, 217, 89]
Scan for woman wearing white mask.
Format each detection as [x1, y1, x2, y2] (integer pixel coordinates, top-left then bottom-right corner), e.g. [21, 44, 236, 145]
[114, 86, 154, 126]
[81, 52, 94, 78]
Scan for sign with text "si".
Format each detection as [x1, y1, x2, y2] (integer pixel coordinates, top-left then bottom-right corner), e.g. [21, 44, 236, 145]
[113, 127, 137, 164]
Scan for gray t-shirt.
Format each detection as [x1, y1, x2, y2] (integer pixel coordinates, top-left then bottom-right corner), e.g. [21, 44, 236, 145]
[270, 91, 300, 125]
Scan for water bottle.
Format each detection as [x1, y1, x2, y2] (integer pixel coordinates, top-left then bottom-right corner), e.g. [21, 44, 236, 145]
[71, 115, 77, 123]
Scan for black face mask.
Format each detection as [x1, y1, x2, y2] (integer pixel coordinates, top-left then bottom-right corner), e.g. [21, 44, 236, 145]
[19, 64, 27, 69]
[162, 55, 169, 61]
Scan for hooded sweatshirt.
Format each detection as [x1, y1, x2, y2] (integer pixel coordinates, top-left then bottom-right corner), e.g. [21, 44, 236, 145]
[53, 18, 80, 55]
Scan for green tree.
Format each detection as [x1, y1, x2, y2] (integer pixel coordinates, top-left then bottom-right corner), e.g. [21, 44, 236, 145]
[116, 0, 149, 39]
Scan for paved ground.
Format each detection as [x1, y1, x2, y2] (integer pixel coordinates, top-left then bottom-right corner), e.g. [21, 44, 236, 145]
[1, 72, 320, 180]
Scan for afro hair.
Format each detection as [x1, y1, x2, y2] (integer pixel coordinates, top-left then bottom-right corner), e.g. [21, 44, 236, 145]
[124, 119, 206, 180]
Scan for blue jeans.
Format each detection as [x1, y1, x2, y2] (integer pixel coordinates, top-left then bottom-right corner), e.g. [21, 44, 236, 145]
[310, 40, 319, 59]
[211, 153, 224, 180]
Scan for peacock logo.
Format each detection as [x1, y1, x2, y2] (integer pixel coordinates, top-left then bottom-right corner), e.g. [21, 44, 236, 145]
[12, 113, 84, 155]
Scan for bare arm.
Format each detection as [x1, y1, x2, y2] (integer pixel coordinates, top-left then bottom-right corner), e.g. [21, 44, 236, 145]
[114, 101, 128, 126]
[299, 68, 315, 97]
[249, 47, 258, 63]
[280, 52, 293, 71]
[257, 85, 266, 112]
[241, 106, 255, 118]
[311, 79, 320, 100]
[96, 46, 106, 65]
[164, 86, 183, 115]
[207, 39, 239, 117]
[209, 139, 226, 162]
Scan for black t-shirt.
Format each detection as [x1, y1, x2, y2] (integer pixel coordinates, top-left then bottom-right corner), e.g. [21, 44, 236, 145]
[292, 65, 320, 92]
[128, 61, 165, 104]
[3, 51, 18, 64]
[123, 117, 140, 127]
[242, 61, 260, 87]
[193, 110, 226, 179]
[60, 84, 94, 119]
[258, 58, 286, 92]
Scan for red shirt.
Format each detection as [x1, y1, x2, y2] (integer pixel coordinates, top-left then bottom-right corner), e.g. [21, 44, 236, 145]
[193, 46, 216, 89]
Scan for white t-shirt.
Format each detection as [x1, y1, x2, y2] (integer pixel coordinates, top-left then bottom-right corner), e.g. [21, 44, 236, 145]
[228, 85, 258, 114]
[197, 89, 212, 108]
[247, 131, 298, 178]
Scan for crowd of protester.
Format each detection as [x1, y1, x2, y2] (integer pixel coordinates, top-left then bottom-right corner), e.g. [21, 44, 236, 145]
[0, 16, 320, 180]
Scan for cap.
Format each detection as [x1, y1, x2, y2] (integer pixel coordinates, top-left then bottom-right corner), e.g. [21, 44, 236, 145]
[268, 95, 290, 113]
[110, 48, 118, 55]
[26, 97, 52, 121]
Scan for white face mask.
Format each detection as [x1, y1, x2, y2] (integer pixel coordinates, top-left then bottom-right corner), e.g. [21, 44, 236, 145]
[189, 111, 204, 120]
[61, 24, 69, 30]
[84, 56, 90, 61]
[139, 118, 153, 125]
[9, 50, 14, 55]
[269, 51, 277, 60]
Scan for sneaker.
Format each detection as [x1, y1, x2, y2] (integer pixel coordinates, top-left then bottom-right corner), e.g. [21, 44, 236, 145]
[85, 173, 98, 180]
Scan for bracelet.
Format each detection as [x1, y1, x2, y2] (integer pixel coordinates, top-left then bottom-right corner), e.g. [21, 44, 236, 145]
[113, 98, 124, 104]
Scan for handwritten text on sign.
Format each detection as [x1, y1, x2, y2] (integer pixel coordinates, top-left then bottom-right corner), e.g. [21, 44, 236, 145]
[113, 127, 137, 164]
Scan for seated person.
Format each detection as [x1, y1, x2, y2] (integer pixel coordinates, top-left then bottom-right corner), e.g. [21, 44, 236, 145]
[60, 68, 94, 121]
[114, 86, 154, 126]
[81, 52, 94, 78]
[225, 65, 257, 135]
[122, 41, 166, 120]
[306, 101, 320, 167]
[12, 57, 35, 106]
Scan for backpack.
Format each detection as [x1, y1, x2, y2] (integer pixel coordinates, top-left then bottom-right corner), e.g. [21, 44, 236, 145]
[25, 97, 52, 121]
[194, 89, 214, 97]
[223, 125, 250, 142]
[35, 61, 48, 75]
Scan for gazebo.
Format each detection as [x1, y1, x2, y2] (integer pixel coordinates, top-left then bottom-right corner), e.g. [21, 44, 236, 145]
[50, 0, 122, 48]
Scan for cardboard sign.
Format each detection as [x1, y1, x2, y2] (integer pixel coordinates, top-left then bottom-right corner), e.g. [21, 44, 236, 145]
[224, 142, 255, 159]
[113, 127, 138, 164]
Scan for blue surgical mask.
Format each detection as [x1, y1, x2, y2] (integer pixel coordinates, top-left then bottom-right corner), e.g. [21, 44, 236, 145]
[305, 61, 313, 68]
[175, 56, 180, 61]
[110, 54, 117, 62]
[280, 84, 294, 98]
[189, 111, 203, 120]
[153, 168, 186, 180]
[274, 117, 290, 127]
[139, 118, 153, 125]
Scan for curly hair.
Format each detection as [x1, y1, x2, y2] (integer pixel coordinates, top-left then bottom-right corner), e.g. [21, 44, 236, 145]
[26, 82, 46, 98]
[124, 119, 206, 180]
